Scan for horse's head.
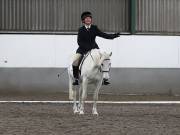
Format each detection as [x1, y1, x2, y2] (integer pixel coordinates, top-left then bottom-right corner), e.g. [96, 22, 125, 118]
[100, 52, 112, 81]
[85, 49, 112, 81]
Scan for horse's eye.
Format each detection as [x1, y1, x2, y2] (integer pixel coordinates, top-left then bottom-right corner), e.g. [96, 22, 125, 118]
[101, 64, 104, 66]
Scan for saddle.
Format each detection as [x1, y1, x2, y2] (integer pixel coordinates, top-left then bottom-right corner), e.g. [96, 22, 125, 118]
[78, 51, 91, 76]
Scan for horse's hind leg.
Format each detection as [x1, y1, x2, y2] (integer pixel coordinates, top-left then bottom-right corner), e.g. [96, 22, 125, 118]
[70, 81, 78, 114]
[68, 70, 74, 100]
[68, 69, 78, 113]
[92, 80, 102, 115]
[79, 78, 88, 115]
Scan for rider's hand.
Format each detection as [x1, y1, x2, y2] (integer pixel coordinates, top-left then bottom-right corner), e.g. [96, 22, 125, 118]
[114, 32, 120, 38]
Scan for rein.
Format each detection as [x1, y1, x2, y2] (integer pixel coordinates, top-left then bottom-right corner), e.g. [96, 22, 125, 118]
[89, 51, 95, 62]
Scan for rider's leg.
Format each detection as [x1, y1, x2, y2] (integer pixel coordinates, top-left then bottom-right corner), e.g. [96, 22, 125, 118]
[102, 73, 110, 85]
[103, 78, 110, 85]
[72, 53, 82, 85]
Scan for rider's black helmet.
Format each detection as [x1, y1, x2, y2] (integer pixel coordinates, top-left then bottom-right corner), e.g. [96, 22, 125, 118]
[81, 11, 92, 21]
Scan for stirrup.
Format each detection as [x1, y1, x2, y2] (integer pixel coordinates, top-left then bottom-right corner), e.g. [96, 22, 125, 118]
[73, 79, 79, 85]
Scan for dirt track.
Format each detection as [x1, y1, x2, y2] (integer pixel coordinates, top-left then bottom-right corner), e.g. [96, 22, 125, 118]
[0, 102, 180, 135]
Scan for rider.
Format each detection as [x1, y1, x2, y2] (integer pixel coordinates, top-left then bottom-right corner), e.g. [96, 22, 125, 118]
[72, 11, 120, 85]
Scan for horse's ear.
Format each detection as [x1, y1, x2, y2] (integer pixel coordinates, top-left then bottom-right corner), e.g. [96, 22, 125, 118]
[109, 52, 112, 56]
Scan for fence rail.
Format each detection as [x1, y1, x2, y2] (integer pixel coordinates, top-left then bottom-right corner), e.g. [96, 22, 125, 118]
[0, 0, 180, 35]
[0, 0, 129, 33]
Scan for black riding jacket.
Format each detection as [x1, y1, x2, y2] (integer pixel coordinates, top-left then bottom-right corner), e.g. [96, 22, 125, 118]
[77, 25, 117, 54]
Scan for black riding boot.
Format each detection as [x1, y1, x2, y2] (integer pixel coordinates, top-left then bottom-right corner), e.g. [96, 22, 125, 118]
[72, 66, 79, 85]
[102, 79, 110, 85]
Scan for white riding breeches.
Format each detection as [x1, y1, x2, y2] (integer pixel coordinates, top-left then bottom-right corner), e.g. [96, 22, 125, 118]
[72, 53, 82, 66]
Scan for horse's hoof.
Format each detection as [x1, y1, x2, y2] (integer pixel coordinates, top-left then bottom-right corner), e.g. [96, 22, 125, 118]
[79, 111, 84, 115]
[73, 110, 79, 114]
[92, 112, 99, 116]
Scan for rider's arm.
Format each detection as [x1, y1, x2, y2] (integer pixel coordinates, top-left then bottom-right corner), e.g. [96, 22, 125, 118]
[95, 26, 119, 39]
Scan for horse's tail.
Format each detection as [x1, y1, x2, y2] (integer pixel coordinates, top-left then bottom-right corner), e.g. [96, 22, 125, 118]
[68, 66, 74, 100]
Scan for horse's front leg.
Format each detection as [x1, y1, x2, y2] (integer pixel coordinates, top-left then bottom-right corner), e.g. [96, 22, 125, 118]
[79, 77, 88, 115]
[72, 88, 79, 114]
[77, 84, 82, 112]
[92, 79, 103, 115]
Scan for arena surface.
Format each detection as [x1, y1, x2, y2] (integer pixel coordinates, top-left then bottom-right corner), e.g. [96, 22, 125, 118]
[0, 102, 180, 135]
[0, 92, 180, 135]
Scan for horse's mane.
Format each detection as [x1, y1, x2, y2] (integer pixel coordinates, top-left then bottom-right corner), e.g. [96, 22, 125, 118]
[91, 49, 109, 67]
[91, 49, 101, 64]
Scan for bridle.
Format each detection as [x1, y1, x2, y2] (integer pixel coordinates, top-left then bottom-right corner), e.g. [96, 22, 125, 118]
[89, 51, 111, 73]
[101, 59, 111, 73]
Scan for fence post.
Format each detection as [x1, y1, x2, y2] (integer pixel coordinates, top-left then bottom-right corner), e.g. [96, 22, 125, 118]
[130, 0, 136, 34]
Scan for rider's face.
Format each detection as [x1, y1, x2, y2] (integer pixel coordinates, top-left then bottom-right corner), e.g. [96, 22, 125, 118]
[84, 17, 92, 25]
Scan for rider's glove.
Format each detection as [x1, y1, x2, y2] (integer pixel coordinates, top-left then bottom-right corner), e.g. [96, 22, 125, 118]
[113, 33, 120, 38]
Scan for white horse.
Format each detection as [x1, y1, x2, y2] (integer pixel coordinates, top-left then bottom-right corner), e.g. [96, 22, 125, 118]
[68, 49, 112, 115]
